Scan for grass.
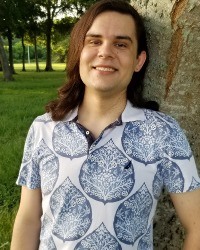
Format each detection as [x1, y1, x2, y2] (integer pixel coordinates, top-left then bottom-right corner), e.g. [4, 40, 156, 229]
[0, 63, 66, 249]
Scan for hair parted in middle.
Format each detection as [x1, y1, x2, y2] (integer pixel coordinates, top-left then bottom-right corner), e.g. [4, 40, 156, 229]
[46, 0, 150, 121]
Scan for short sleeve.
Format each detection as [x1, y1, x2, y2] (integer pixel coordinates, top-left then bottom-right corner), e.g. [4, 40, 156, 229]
[16, 122, 41, 189]
[156, 117, 200, 193]
[157, 156, 200, 194]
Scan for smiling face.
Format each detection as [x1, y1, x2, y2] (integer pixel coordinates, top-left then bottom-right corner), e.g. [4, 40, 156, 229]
[79, 11, 146, 98]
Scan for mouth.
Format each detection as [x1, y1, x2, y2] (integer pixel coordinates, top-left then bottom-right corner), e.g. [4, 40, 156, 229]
[93, 66, 117, 72]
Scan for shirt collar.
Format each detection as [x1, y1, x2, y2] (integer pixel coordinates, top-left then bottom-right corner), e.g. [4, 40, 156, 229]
[121, 100, 146, 122]
[63, 106, 79, 122]
[63, 100, 145, 123]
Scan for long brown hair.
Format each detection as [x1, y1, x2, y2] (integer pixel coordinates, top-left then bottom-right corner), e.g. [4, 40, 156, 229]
[46, 0, 150, 121]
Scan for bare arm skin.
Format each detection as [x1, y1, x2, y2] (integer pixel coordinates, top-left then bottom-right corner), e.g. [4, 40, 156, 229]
[11, 187, 42, 250]
[170, 188, 200, 250]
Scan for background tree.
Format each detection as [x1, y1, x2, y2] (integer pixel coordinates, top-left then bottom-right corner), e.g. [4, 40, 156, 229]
[23, 2, 45, 72]
[130, 0, 200, 248]
[52, 16, 77, 63]
[0, 0, 20, 74]
[32, 0, 69, 71]
[28, 22, 43, 72]
[33, 0, 99, 71]
[0, 36, 14, 81]
[15, 0, 42, 71]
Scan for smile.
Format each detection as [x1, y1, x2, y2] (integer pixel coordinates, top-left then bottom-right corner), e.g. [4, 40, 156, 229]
[94, 67, 116, 72]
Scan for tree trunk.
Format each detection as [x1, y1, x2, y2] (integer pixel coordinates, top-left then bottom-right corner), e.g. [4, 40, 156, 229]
[131, 0, 200, 248]
[7, 29, 16, 74]
[21, 35, 26, 72]
[0, 36, 14, 81]
[34, 35, 40, 72]
[45, 5, 53, 71]
[45, 27, 53, 71]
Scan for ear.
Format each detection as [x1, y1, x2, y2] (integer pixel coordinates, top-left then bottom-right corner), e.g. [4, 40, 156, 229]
[134, 51, 147, 72]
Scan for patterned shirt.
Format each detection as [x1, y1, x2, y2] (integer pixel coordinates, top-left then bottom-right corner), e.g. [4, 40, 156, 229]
[17, 101, 200, 250]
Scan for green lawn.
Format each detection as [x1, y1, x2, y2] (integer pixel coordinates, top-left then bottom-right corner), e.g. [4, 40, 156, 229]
[0, 63, 66, 249]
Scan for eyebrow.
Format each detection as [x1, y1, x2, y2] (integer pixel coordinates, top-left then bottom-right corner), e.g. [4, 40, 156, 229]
[85, 33, 133, 43]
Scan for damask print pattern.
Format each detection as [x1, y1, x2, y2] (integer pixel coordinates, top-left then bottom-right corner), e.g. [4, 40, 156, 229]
[114, 183, 153, 245]
[18, 161, 41, 189]
[39, 239, 57, 250]
[144, 111, 192, 160]
[137, 226, 153, 250]
[153, 159, 184, 197]
[39, 214, 57, 250]
[79, 139, 134, 204]
[22, 125, 35, 163]
[74, 223, 122, 250]
[36, 140, 59, 195]
[52, 122, 88, 159]
[122, 110, 192, 165]
[144, 110, 192, 160]
[50, 177, 92, 242]
[152, 162, 164, 200]
[187, 177, 200, 191]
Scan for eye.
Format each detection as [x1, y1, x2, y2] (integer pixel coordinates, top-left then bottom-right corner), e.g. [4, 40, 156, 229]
[92, 40, 101, 44]
[89, 39, 101, 46]
[115, 42, 127, 48]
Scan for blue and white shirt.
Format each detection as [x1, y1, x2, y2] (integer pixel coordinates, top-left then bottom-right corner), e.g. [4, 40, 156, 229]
[17, 101, 200, 250]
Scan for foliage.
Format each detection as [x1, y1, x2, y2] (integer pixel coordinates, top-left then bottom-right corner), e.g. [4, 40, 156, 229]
[52, 37, 69, 63]
[0, 0, 19, 35]
[0, 0, 99, 69]
[12, 41, 46, 63]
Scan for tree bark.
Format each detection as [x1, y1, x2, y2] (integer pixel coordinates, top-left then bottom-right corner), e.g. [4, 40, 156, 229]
[7, 28, 16, 74]
[21, 35, 26, 72]
[131, 0, 200, 248]
[0, 36, 14, 81]
[45, 1, 53, 71]
[45, 26, 53, 71]
[34, 34, 40, 72]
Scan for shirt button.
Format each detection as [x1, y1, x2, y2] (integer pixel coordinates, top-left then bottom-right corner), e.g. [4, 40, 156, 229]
[86, 131, 90, 135]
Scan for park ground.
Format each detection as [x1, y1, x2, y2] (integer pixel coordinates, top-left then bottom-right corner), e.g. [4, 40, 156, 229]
[0, 63, 65, 249]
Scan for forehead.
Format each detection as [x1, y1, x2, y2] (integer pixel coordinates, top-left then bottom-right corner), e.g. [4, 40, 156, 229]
[86, 11, 136, 38]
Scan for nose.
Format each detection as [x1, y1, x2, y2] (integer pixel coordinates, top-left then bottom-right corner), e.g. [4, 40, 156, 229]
[98, 42, 114, 59]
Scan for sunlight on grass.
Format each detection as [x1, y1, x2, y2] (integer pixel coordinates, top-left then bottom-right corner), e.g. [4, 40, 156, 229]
[14, 62, 66, 71]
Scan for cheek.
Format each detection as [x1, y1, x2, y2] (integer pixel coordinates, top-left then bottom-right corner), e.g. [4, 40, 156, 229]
[79, 51, 90, 82]
[79, 51, 87, 72]
[79, 50, 85, 66]
[80, 47, 93, 63]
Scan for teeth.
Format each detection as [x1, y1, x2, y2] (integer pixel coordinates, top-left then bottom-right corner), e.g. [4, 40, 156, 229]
[95, 67, 115, 72]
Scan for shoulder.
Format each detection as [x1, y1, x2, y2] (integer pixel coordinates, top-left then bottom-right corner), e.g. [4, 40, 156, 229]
[126, 104, 181, 130]
[123, 101, 180, 129]
[141, 108, 188, 140]
[125, 107, 191, 151]
[143, 109, 179, 127]
[34, 112, 53, 124]
[122, 107, 192, 164]
[26, 113, 58, 145]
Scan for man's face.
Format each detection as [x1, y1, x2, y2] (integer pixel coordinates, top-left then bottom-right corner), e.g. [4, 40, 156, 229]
[79, 11, 146, 97]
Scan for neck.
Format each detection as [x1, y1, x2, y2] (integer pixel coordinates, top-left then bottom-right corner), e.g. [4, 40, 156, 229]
[78, 90, 127, 138]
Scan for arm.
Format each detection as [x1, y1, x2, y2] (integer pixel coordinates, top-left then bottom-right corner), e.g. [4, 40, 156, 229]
[11, 186, 42, 250]
[170, 188, 200, 250]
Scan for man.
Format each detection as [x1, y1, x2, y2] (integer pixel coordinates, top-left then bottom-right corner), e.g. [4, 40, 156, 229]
[11, 0, 200, 249]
